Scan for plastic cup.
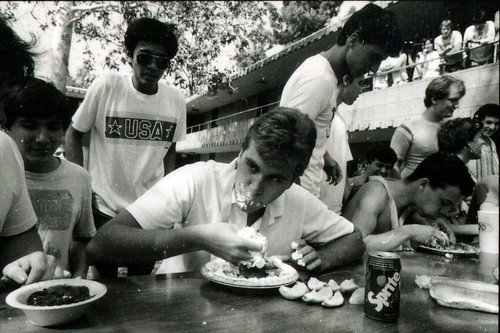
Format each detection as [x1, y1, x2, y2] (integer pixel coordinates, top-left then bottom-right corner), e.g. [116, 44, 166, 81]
[478, 208, 499, 254]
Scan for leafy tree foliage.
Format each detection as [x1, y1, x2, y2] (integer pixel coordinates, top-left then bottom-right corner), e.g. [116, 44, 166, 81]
[1, 1, 277, 96]
[270, 1, 342, 45]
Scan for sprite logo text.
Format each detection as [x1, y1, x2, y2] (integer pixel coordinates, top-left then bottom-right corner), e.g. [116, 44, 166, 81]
[367, 272, 400, 312]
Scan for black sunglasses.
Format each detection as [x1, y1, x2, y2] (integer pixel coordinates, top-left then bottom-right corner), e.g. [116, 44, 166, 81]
[136, 52, 170, 70]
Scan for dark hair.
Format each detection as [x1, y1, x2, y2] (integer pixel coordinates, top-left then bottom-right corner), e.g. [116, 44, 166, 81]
[242, 107, 316, 178]
[124, 18, 178, 59]
[438, 118, 482, 154]
[424, 75, 466, 108]
[366, 144, 397, 165]
[0, 15, 36, 88]
[336, 3, 402, 57]
[473, 104, 500, 122]
[472, 10, 487, 25]
[406, 152, 475, 197]
[3, 77, 70, 130]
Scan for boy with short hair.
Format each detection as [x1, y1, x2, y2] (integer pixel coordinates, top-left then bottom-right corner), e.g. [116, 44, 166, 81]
[86, 107, 365, 273]
[1, 15, 64, 285]
[280, 3, 402, 198]
[4, 77, 96, 279]
[64, 17, 186, 276]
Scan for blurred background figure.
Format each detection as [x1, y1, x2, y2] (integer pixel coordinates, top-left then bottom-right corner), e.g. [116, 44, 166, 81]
[411, 38, 441, 80]
[467, 104, 499, 182]
[373, 52, 408, 90]
[463, 10, 496, 67]
[434, 20, 464, 73]
[344, 143, 397, 208]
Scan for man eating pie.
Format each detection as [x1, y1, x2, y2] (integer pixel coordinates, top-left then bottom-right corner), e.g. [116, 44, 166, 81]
[86, 107, 365, 274]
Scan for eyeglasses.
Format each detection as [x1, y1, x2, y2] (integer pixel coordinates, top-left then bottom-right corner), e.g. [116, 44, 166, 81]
[136, 52, 170, 70]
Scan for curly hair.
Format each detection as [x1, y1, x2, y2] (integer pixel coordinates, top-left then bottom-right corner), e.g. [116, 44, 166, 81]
[438, 118, 482, 154]
[473, 104, 500, 122]
[406, 152, 475, 197]
[124, 17, 178, 59]
[366, 143, 397, 164]
[424, 75, 466, 108]
[336, 3, 402, 57]
[3, 77, 70, 130]
[242, 107, 317, 178]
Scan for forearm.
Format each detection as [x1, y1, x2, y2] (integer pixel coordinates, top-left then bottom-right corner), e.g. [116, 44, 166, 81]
[64, 127, 85, 166]
[0, 227, 43, 270]
[317, 228, 365, 271]
[363, 227, 412, 252]
[71, 239, 90, 278]
[86, 212, 205, 266]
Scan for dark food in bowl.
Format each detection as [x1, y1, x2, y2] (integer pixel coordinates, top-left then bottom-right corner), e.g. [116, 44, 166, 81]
[27, 285, 92, 306]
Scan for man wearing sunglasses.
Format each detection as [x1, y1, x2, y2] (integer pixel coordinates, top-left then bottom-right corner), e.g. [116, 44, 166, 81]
[65, 18, 186, 278]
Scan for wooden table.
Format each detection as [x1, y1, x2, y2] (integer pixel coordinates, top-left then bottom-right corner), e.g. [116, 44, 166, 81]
[1, 251, 498, 332]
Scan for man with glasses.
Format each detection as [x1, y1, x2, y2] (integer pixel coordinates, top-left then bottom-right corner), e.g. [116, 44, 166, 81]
[65, 18, 186, 277]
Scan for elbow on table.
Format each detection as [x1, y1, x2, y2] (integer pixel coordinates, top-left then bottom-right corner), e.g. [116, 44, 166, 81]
[85, 237, 108, 265]
[351, 227, 366, 258]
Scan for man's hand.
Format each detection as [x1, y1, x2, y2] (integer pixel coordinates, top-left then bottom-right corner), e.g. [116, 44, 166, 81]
[1, 252, 71, 285]
[405, 225, 450, 247]
[323, 153, 342, 185]
[201, 223, 264, 264]
[290, 240, 323, 271]
[430, 217, 457, 245]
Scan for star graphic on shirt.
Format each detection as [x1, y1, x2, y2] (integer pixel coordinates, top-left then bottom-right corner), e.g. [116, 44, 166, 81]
[108, 120, 123, 135]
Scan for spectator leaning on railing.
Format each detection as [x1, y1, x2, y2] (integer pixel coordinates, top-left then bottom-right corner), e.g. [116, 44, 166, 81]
[463, 10, 496, 67]
[434, 20, 464, 73]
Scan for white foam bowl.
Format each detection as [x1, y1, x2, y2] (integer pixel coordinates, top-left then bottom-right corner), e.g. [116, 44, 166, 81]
[5, 279, 107, 327]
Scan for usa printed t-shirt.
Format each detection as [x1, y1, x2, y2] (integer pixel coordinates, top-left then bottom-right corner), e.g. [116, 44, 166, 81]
[26, 159, 96, 271]
[71, 74, 186, 217]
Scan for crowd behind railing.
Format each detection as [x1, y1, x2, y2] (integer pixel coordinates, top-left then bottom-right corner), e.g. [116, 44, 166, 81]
[187, 12, 500, 134]
[368, 12, 499, 90]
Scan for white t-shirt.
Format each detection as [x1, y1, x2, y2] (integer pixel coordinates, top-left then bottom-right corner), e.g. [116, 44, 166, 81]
[26, 159, 96, 271]
[319, 114, 353, 214]
[464, 21, 496, 63]
[128, 159, 354, 273]
[434, 31, 464, 65]
[390, 115, 440, 178]
[280, 54, 338, 197]
[71, 74, 187, 216]
[0, 131, 37, 236]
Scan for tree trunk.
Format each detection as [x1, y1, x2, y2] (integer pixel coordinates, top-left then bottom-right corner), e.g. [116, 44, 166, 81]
[47, 1, 75, 93]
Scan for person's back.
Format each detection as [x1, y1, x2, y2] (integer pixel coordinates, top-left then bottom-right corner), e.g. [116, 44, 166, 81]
[3, 77, 96, 278]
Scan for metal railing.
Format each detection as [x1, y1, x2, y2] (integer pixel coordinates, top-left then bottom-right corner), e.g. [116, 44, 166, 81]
[185, 40, 499, 135]
[369, 40, 499, 78]
[186, 101, 279, 134]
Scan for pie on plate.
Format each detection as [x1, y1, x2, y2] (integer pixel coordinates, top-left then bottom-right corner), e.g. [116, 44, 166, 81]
[417, 242, 479, 257]
[201, 257, 299, 289]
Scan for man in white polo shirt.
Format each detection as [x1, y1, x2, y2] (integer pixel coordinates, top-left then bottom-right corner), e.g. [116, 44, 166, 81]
[86, 108, 365, 273]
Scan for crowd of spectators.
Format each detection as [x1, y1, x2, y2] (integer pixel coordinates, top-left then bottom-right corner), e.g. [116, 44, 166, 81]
[369, 10, 499, 90]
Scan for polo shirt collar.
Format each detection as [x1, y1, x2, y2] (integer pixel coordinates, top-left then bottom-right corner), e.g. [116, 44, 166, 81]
[222, 158, 287, 226]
